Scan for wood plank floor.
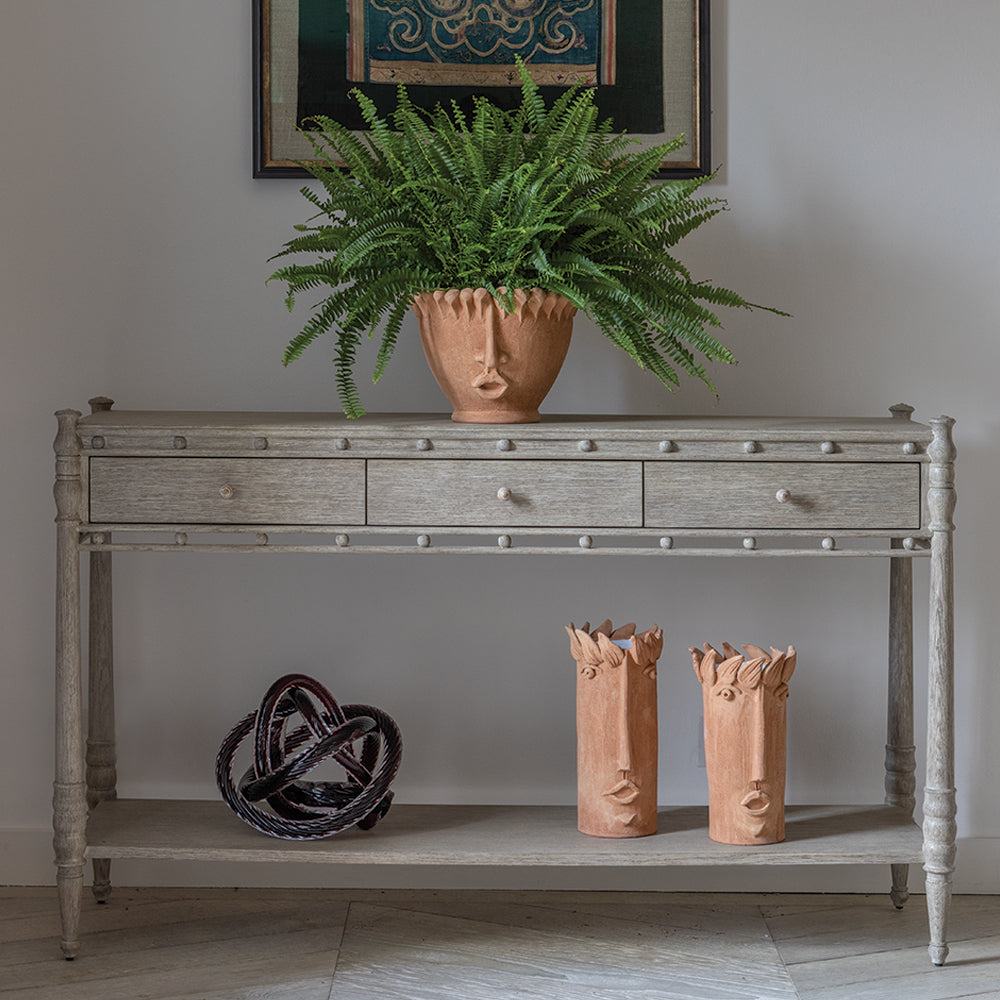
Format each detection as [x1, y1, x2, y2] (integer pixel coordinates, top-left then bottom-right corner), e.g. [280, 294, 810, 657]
[2, 888, 998, 999]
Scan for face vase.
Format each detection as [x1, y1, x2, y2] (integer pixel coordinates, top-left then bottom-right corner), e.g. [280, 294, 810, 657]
[412, 287, 575, 423]
[691, 642, 797, 846]
[567, 620, 663, 838]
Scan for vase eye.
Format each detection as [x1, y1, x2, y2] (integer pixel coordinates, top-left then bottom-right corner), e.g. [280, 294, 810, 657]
[644, 665, 657, 680]
[716, 686, 738, 701]
[581, 666, 600, 680]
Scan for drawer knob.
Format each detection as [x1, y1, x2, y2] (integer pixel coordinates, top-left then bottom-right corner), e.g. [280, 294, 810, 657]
[775, 488, 791, 503]
[497, 486, 512, 501]
[219, 485, 235, 499]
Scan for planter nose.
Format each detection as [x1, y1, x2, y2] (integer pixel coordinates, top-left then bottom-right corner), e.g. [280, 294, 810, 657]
[412, 288, 575, 423]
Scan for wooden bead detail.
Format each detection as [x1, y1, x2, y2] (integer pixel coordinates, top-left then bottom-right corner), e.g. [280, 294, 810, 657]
[175, 532, 188, 545]
[496, 438, 513, 452]
[253, 437, 268, 450]
[172, 436, 187, 450]
[416, 534, 431, 548]
[822, 537, 836, 550]
[335, 533, 350, 547]
[743, 537, 757, 550]
[903, 536, 917, 550]
[416, 438, 432, 451]
[660, 536, 674, 549]
[256, 533, 268, 546]
[579, 535, 593, 549]
[743, 441, 760, 454]
[821, 441, 837, 454]
[902, 442, 918, 455]
[334, 437, 349, 451]
[91, 532, 106, 545]
[90, 436, 105, 449]
[659, 440, 676, 453]
[578, 439, 596, 452]
[498, 534, 512, 548]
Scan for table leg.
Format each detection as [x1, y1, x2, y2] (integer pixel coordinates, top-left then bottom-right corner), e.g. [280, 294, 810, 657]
[923, 416, 957, 966]
[53, 410, 87, 959]
[886, 539, 915, 908]
[87, 544, 116, 903]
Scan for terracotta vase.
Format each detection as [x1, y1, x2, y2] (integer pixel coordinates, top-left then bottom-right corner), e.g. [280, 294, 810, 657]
[691, 642, 797, 845]
[566, 620, 662, 838]
[411, 287, 576, 423]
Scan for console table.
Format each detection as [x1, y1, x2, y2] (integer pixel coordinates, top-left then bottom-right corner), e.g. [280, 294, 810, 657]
[52, 400, 957, 964]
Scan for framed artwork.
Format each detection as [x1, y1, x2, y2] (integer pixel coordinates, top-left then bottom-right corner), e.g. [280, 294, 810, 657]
[253, 1, 710, 179]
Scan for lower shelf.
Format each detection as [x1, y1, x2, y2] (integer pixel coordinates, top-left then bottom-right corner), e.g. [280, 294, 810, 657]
[86, 800, 923, 867]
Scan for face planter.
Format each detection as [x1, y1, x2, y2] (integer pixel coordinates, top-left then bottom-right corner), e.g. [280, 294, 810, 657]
[691, 642, 797, 846]
[412, 287, 576, 423]
[567, 620, 662, 838]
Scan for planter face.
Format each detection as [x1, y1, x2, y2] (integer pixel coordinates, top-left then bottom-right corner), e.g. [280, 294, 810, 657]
[692, 643, 797, 846]
[412, 288, 575, 423]
[567, 621, 662, 838]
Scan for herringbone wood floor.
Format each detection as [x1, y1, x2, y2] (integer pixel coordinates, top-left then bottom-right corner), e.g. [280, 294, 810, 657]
[2, 888, 998, 999]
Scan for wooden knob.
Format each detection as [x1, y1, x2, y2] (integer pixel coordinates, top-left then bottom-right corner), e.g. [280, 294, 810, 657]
[219, 485, 235, 499]
[775, 488, 791, 503]
[497, 486, 512, 501]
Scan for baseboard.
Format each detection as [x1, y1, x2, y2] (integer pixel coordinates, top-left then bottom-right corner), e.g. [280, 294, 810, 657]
[4, 827, 998, 893]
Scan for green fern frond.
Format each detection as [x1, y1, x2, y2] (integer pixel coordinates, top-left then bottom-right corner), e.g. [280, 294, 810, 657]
[269, 56, 783, 415]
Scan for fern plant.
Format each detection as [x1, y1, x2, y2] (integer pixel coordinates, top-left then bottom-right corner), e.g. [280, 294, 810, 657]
[269, 60, 779, 418]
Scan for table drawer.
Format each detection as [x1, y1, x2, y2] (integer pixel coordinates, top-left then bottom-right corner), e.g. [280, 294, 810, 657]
[367, 460, 642, 527]
[644, 462, 921, 530]
[89, 458, 366, 525]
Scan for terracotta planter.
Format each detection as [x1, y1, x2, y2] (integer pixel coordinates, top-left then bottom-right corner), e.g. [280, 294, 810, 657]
[691, 643, 797, 845]
[566, 620, 662, 838]
[411, 287, 576, 423]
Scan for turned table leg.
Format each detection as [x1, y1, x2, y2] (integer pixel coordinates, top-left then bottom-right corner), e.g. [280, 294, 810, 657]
[53, 410, 87, 959]
[85, 398, 117, 904]
[87, 543, 116, 902]
[923, 416, 957, 966]
[886, 538, 916, 909]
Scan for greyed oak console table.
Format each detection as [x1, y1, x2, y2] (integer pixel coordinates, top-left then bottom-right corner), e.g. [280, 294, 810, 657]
[53, 400, 957, 963]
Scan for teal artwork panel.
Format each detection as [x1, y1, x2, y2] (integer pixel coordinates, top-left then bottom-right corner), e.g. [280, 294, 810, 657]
[297, 0, 664, 135]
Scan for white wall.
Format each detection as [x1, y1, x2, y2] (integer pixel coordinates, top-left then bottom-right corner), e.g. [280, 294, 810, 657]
[2, 1, 998, 893]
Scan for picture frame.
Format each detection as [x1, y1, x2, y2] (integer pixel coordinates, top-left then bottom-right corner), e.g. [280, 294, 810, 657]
[253, 1, 710, 179]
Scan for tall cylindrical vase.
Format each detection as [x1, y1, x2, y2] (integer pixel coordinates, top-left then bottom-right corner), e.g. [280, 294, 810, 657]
[691, 643, 797, 845]
[567, 620, 662, 838]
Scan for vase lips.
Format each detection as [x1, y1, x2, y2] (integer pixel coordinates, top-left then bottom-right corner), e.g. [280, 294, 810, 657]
[741, 789, 772, 815]
[604, 776, 641, 804]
